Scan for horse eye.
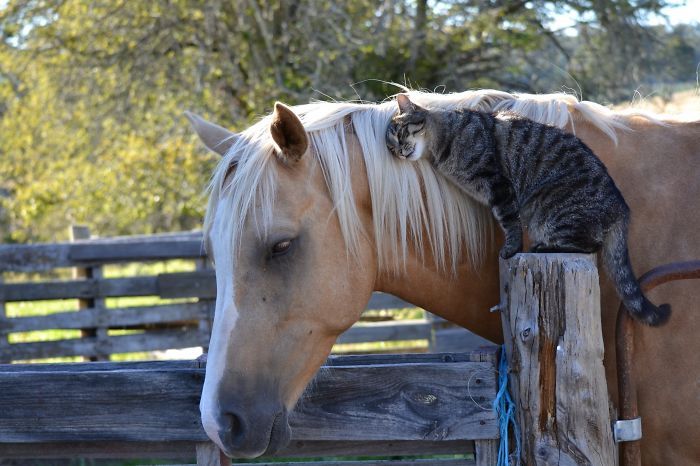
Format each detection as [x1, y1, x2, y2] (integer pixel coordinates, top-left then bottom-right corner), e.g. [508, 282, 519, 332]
[271, 239, 292, 256]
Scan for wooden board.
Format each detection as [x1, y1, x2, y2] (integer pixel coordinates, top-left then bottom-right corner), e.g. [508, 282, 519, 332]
[2, 302, 211, 332]
[0, 236, 205, 272]
[0, 359, 498, 443]
[0, 350, 498, 373]
[2, 328, 208, 360]
[0, 439, 476, 459]
[336, 320, 431, 344]
[430, 327, 495, 353]
[225, 460, 475, 466]
[290, 362, 498, 441]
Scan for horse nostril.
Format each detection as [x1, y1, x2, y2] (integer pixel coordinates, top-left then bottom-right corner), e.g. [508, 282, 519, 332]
[221, 410, 246, 445]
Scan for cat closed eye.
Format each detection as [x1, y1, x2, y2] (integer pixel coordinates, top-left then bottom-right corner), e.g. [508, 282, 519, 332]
[408, 123, 424, 134]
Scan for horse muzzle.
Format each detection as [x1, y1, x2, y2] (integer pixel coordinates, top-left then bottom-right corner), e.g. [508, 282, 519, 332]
[205, 402, 291, 459]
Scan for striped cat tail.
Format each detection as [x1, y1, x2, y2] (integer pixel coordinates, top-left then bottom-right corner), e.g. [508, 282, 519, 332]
[602, 216, 671, 326]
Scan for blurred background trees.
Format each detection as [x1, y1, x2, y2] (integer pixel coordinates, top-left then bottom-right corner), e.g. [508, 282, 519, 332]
[0, 0, 697, 242]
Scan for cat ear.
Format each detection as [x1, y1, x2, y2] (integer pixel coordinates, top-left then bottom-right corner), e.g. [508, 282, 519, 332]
[396, 93, 419, 114]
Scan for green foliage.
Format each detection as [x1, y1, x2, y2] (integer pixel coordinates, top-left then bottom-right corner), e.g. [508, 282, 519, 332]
[0, 0, 694, 242]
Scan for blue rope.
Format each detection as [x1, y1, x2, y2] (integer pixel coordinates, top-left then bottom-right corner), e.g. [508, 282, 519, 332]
[493, 345, 521, 466]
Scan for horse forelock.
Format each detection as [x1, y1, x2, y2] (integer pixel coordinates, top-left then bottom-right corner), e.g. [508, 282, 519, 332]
[203, 88, 667, 275]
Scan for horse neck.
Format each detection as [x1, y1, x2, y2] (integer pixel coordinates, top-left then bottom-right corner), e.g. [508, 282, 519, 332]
[338, 127, 503, 342]
[372, 232, 504, 343]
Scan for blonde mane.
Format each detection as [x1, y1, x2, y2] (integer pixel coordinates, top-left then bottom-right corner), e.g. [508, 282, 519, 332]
[204, 89, 656, 274]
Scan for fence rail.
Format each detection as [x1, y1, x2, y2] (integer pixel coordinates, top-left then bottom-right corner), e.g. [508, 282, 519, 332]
[0, 349, 500, 465]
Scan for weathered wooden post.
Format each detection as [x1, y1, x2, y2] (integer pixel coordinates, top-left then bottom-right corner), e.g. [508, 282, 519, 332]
[70, 225, 109, 361]
[499, 254, 616, 466]
[0, 276, 8, 363]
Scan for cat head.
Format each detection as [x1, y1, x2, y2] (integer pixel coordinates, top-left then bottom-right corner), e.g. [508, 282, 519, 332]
[386, 94, 429, 161]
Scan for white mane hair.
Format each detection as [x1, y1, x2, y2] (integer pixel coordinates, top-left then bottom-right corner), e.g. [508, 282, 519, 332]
[204, 89, 653, 274]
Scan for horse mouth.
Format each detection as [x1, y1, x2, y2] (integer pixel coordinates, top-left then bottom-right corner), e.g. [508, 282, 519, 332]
[265, 410, 291, 455]
[213, 408, 291, 459]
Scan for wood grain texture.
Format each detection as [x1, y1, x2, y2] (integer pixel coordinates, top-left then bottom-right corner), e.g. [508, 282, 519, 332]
[227, 460, 474, 466]
[430, 327, 495, 353]
[2, 302, 210, 332]
[0, 276, 8, 364]
[71, 225, 108, 361]
[291, 362, 498, 441]
[336, 320, 431, 344]
[0, 236, 205, 272]
[499, 254, 616, 466]
[0, 439, 476, 459]
[365, 292, 412, 311]
[2, 328, 208, 360]
[474, 439, 499, 466]
[0, 359, 497, 443]
[0, 351, 498, 373]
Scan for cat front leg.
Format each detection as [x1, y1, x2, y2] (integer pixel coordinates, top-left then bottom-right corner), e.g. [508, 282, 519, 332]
[490, 182, 522, 259]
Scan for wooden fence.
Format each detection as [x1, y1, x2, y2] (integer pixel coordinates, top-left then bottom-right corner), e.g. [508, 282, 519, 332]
[0, 349, 501, 465]
[0, 252, 619, 465]
[0, 230, 488, 363]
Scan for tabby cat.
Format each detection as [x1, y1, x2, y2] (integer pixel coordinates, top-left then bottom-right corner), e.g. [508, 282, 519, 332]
[386, 93, 670, 326]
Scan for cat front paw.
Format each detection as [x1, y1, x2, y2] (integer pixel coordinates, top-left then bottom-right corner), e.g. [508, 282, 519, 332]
[499, 242, 522, 259]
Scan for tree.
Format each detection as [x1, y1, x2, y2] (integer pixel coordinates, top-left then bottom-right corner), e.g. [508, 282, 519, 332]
[0, 0, 686, 242]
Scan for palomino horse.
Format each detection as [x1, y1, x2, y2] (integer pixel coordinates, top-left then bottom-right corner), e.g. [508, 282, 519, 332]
[187, 90, 699, 464]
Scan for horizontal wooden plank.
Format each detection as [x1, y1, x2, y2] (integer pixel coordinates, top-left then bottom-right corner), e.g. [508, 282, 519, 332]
[0, 236, 206, 272]
[76, 231, 203, 244]
[158, 270, 216, 298]
[365, 293, 413, 310]
[336, 320, 431, 344]
[0, 276, 159, 301]
[0, 349, 499, 372]
[1, 302, 211, 333]
[3, 329, 208, 361]
[0, 359, 200, 372]
[69, 240, 206, 263]
[432, 327, 496, 353]
[333, 346, 429, 356]
[0, 361, 497, 443]
[187, 349, 500, 370]
[216, 460, 475, 466]
[291, 362, 497, 441]
[0, 272, 213, 302]
[0, 439, 475, 459]
[0, 243, 72, 273]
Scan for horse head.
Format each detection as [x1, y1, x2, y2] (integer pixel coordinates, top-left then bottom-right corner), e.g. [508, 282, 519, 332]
[187, 104, 377, 458]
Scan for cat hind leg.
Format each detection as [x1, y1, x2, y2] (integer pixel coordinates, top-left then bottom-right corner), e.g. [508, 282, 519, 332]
[530, 228, 601, 254]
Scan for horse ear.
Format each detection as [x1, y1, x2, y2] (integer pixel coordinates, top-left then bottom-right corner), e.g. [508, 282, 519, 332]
[396, 93, 419, 114]
[270, 102, 308, 163]
[185, 111, 238, 157]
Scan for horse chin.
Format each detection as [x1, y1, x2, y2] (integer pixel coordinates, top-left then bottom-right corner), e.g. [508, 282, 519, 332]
[265, 410, 292, 455]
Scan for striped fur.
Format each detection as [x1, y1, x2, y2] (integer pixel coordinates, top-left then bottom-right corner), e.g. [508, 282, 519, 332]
[387, 94, 671, 326]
